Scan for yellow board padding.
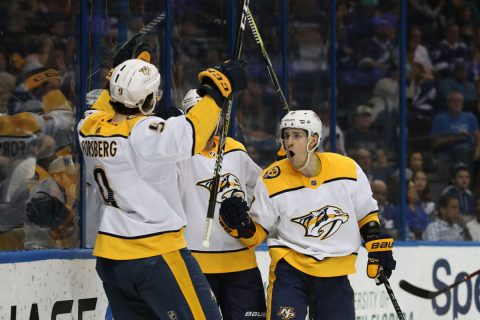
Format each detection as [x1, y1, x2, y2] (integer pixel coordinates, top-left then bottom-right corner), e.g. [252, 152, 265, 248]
[163, 250, 206, 320]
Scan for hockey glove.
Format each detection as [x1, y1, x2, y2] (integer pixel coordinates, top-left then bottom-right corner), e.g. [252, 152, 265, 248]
[197, 60, 247, 107]
[157, 106, 183, 119]
[219, 197, 256, 239]
[26, 192, 68, 229]
[365, 234, 396, 285]
[113, 34, 152, 68]
[105, 34, 153, 81]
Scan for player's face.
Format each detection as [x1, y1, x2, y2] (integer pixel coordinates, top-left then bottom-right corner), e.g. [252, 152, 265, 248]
[283, 128, 309, 167]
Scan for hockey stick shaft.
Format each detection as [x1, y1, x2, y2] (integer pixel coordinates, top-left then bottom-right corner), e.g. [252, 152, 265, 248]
[246, 7, 289, 112]
[88, 12, 167, 80]
[399, 268, 480, 299]
[202, 0, 250, 248]
[379, 271, 406, 320]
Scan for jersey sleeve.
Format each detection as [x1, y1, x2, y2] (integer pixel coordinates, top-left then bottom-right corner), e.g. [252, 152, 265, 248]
[354, 163, 380, 228]
[243, 153, 262, 205]
[130, 115, 196, 163]
[249, 178, 280, 234]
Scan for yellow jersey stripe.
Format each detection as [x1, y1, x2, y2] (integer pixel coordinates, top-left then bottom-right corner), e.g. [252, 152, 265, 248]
[270, 246, 358, 277]
[163, 251, 206, 320]
[79, 112, 145, 137]
[191, 248, 257, 273]
[358, 211, 380, 229]
[241, 223, 268, 248]
[93, 229, 187, 260]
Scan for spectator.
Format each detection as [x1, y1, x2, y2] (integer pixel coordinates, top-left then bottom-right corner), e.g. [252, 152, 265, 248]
[316, 102, 346, 154]
[357, 16, 395, 84]
[431, 24, 469, 76]
[466, 198, 480, 241]
[423, 194, 471, 241]
[406, 180, 430, 239]
[410, 26, 434, 74]
[353, 148, 393, 184]
[438, 60, 476, 108]
[441, 163, 475, 219]
[371, 179, 399, 238]
[431, 91, 480, 176]
[345, 104, 388, 166]
[412, 170, 436, 216]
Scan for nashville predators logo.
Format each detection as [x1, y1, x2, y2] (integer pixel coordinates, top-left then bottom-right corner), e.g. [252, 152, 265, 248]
[277, 307, 295, 320]
[291, 205, 349, 240]
[263, 166, 280, 179]
[139, 66, 151, 75]
[197, 173, 244, 203]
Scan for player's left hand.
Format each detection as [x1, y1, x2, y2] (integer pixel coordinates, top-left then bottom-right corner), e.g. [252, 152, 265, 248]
[157, 106, 183, 119]
[113, 34, 152, 68]
[365, 234, 396, 285]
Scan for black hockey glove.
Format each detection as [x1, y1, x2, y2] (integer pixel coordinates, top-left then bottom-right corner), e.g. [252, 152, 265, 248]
[26, 192, 68, 229]
[197, 60, 247, 108]
[157, 106, 183, 119]
[113, 34, 152, 68]
[365, 234, 396, 285]
[219, 197, 256, 239]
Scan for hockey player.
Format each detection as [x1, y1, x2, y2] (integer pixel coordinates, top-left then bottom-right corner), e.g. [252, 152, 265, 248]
[178, 89, 266, 319]
[219, 110, 396, 319]
[78, 58, 246, 319]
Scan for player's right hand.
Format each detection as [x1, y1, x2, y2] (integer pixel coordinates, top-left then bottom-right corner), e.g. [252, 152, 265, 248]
[365, 234, 396, 284]
[197, 60, 247, 108]
[219, 196, 256, 238]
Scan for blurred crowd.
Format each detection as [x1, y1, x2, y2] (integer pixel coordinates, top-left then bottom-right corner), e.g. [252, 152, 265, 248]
[1, 0, 480, 251]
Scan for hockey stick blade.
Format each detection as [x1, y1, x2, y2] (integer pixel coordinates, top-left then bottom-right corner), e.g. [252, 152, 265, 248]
[400, 268, 480, 299]
[399, 280, 441, 299]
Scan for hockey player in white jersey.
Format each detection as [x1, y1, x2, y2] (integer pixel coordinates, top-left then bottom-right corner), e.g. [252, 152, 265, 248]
[219, 110, 396, 319]
[78, 58, 247, 320]
[178, 89, 266, 319]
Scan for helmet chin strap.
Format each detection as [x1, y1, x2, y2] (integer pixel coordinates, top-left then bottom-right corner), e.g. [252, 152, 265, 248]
[294, 136, 317, 171]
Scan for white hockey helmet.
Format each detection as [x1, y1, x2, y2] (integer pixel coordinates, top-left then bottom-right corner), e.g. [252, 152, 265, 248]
[109, 59, 161, 115]
[181, 89, 202, 113]
[279, 110, 322, 150]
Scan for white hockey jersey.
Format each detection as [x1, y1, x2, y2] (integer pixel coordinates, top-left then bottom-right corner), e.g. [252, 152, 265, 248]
[78, 96, 221, 260]
[178, 136, 262, 273]
[245, 152, 379, 277]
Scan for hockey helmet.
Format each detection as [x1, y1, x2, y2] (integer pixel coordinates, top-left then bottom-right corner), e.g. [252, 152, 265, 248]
[109, 59, 161, 115]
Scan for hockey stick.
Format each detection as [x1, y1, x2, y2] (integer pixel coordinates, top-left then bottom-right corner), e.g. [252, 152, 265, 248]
[246, 7, 289, 112]
[399, 269, 480, 299]
[202, 0, 250, 248]
[87, 11, 167, 81]
[379, 271, 406, 320]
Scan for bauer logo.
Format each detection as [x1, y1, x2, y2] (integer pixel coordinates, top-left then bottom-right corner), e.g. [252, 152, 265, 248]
[291, 205, 349, 239]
